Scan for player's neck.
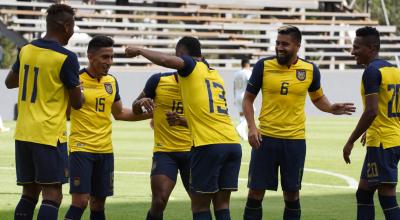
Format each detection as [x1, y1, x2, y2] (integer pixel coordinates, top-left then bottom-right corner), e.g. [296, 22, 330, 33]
[42, 33, 63, 45]
[285, 56, 298, 68]
[86, 67, 103, 80]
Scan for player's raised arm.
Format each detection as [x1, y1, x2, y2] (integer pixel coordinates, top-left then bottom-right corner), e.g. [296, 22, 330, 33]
[125, 46, 185, 70]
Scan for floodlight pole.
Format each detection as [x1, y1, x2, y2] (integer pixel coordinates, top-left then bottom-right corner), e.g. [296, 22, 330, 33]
[380, 0, 390, 25]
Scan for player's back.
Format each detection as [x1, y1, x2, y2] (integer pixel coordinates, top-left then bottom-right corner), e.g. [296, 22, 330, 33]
[13, 38, 79, 147]
[178, 59, 240, 146]
[362, 59, 400, 148]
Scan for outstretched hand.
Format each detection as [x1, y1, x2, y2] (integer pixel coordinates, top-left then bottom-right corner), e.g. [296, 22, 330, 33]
[331, 103, 356, 115]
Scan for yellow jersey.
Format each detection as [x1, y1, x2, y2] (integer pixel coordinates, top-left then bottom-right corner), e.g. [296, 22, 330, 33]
[178, 56, 240, 147]
[69, 69, 120, 153]
[361, 59, 400, 149]
[143, 72, 192, 152]
[11, 38, 80, 147]
[247, 57, 324, 139]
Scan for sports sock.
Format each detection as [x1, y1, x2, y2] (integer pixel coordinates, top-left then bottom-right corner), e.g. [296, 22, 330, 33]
[37, 200, 60, 220]
[356, 189, 375, 220]
[146, 210, 163, 220]
[379, 195, 400, 220]
[90, 210, 105, 220]
[65, 205, 85, 220]
[215, 209, 230, 220]
[193, 211, 212, 220]
[283, 199, 301, 220]
[243, 198, 262, 220]
[14, 195, 38, 220]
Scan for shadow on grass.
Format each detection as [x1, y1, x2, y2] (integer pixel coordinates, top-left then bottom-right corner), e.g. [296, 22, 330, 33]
[0, 192, 393, 220]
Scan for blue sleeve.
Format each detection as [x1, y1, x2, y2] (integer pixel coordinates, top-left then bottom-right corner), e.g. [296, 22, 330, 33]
[362, 65, 381, 95]
[177, 55, 196, 77]
[11, 48, 21, 73]
[308, 63, 321, 92]
[246, 59, 264, 95]
[60, 53, 80, 89]
[114, 78, 121, 102]
[143, 73, 161, 99]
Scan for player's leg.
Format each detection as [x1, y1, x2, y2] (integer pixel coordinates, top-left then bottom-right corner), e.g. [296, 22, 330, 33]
[213, 143, 242, 220]
[357, 149, 377, 220]
[376, 146, 400, 219]
[147, 152, 181, 220]
[33, 142, 68, 220]
[89, 153, 114, 220]
[89, 196, 107, 220]
[244, 136, 279, 220]
[280, 139, 306, 220]
[190, 145, 223, 220]
[14, 141, 41, 220]
[177, 151, 192, 196]
[65, 152, 95, 220]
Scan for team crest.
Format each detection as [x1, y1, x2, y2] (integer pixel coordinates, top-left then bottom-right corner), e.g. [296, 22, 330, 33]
[296, 70, 306, 81]
[73, 177, 80, 186]
[104, 83, 113, 94]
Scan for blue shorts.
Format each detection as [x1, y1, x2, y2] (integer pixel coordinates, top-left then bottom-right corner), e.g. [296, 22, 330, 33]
[69, 152, 114, 197]
[361, 146, 400, 187]
[151, 151, 191, 191]
[15, 140, 68, 185]
[248, 136, 306, 192]
[190, 144, 242, 193]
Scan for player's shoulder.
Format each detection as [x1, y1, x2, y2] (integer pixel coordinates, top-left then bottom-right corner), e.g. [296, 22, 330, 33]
[368, 59, 396, 71]
[30, 38, 76, 58]
[297, 58, 317, 70]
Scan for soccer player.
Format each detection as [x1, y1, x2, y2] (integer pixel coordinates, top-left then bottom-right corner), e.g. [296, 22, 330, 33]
[4, 4, 84, 220]
[343, 26, 400, 220]
[233, 58, 252, 141]
[132, 71, 192, 220]
[64, 35, 150, 220]
[126, 36, 242, 220]
[242, 25, 355, 220]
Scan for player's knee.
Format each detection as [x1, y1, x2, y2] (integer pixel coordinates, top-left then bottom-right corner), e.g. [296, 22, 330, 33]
[152, 194, 169, 210]
[356, 188, 375, 204]
[377, 184, 396, 196]
[248, 189, 265, 201]
[283, 191, 299, 201]
[90, 197, 106, 211]
[72, 195, 90, 209]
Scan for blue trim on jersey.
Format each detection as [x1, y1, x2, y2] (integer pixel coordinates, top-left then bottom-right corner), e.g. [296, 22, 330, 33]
[11, 48, 21, 73]
[362, 60, 386, 95]
[143, 73, 162, 99]
[109, 74, 121, 102]
[308, 63, 321, 92]
[246, 57, 273, 95]
[178, 55, 196, 77]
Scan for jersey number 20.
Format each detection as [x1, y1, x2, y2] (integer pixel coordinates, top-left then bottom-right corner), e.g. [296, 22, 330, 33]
[388, 84, 400, 117]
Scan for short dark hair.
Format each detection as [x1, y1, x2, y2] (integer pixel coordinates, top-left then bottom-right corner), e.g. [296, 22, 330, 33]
[356, 26, 380, 50]
[46, 4, 75, 31]
[241, 58, 250, 67]
[278, 25, 302, 43]
[87, 35, 114, 53]
[176, 36, 202, 57]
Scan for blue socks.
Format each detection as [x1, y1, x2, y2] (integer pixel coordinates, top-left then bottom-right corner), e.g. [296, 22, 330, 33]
[215, 209, 230, 220]
[379, 195, 400, 220]
[193, 211, 212, 220]
[243, 198, 262, 220]
[65, 205, 85, 220]
[356, 189, 375, 220]
[14, 195, 38, 220]
[284, 199, 301, 220]
[37, 200, 60, 220]
[90, 210, 105, 220]
[146, 210, 163, 220]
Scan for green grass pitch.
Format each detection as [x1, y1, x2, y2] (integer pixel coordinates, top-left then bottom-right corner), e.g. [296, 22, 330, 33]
[0, 117, 396, 219]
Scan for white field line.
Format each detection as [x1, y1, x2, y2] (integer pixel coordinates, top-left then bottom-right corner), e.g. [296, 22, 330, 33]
[0, 166, 358, 189]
